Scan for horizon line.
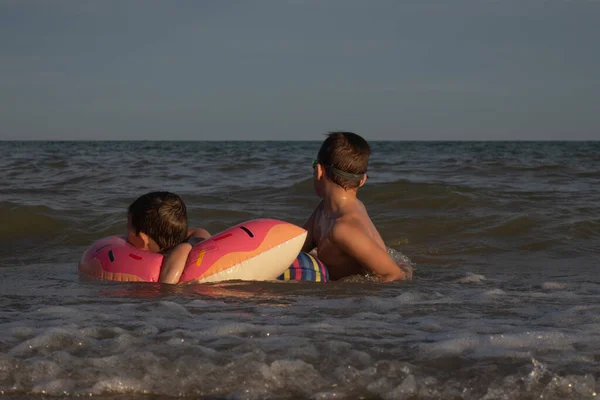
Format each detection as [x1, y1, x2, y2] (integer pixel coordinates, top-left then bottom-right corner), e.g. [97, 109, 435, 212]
[1, 139, 599, 143]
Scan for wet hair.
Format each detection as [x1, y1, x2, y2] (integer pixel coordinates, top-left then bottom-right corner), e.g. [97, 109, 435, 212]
[317, 131, 370, 190]
[128, 191, 188, 252]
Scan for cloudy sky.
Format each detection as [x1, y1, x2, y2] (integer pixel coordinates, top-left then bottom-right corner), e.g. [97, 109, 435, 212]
[1, 0, 598, 140]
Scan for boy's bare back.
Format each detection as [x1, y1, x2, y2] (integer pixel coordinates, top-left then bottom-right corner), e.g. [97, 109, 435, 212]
[305, 198, 398, 280]
[302, 131, 411, 282]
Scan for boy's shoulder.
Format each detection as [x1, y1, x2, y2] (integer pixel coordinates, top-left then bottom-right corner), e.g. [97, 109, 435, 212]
[330, 214, 370, 243]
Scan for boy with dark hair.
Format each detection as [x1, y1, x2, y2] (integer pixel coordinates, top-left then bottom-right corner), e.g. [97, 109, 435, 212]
[127, 191, 190, 253]
[303, 132, 412, 282]
[126, 191, 210, 283]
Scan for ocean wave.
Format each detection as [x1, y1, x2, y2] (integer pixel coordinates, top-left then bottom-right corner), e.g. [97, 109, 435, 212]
[559, 219, 600, 240]
[0, 292, 597, 399]
[477, 214, 538, 237]
[0, 202, 67, 240]
[362, 180, 481, 210]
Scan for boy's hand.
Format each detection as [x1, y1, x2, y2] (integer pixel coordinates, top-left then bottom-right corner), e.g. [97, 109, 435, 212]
[398, 263, 413, 280]
[188, 228, 211, 241]
[332, 222, 407, 282]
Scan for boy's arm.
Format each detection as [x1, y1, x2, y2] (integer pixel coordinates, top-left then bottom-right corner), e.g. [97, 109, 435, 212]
[159, 243, 193, 284]
[188, 228, 211, 240]
[160, 228, 210, 284]
[300, 202, 321, 253]
[331, 222, 407, 282]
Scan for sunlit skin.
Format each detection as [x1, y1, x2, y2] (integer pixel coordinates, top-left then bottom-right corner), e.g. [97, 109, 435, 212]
[157, 228, 211, 284]
[303, 162, 411, 282]
[126, 214, 211, 283]
[126, 215, 161, 252]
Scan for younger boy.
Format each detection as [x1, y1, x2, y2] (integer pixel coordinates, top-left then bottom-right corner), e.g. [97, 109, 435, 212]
[302, 132, 412, 282]
[126, 191, 210, 283]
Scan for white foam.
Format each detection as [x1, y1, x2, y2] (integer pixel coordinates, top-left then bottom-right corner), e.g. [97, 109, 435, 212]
[260, 359, 322, 395]
[187, 298, 226, 308]
[34, 306, 77, 314]
[420, 330, 578, 360]
[366, 377, 393, 396]
[202, 322, 264, 336]
[90, 377, 144, 394]
[285, 343, 320, 362]
[32, 379, 76, 396]
[9, 327, 90, 357]
[484, 289, 506, 296]
[0, 269, 598, 399]
[457, 273, 487, 283]
[387, 247, 415, 272]
[311, 390, 348, 399]
[541, 281, 569, 290]
[542, 374, 597, 398]
[362, 292, 436, 311]
[384, 375, 417, 400]
[419, 335, 482, 357]
[488, 331, 574, 351]
[1, 336, 598, 400]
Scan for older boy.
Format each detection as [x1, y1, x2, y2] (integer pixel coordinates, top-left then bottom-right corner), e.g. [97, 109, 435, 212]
[302, 132, 412, 282]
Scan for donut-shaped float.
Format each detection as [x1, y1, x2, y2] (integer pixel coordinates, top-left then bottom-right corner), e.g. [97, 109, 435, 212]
[79, 219, 307, 283]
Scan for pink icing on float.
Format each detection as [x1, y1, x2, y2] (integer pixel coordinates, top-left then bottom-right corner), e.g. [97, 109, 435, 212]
[78, 219, 307, 283]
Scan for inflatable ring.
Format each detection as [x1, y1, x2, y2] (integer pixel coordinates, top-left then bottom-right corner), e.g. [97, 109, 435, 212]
[278, 252, 329, 282]
[79, 219, 307, 283]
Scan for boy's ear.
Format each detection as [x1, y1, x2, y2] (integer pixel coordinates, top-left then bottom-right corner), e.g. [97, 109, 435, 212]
[138, 232, 153, 250]
[358, 173, 367, 188]
[316, 164, 326, 180]
[137, 232, 158, 251]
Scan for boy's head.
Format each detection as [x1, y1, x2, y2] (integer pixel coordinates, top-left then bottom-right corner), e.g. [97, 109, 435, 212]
[127, 191, 188, 253]
[316, 131, 370, 190]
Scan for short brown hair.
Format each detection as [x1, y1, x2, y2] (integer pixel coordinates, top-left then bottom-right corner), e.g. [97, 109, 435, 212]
[128, 191, 188, 252]
[317, 131, 370, 189]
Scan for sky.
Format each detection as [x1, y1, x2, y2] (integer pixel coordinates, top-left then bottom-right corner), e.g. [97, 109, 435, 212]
[1, 0, 599, 141]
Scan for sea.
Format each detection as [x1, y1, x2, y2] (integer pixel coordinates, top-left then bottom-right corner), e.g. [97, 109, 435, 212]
[0, 140, 599, 400]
